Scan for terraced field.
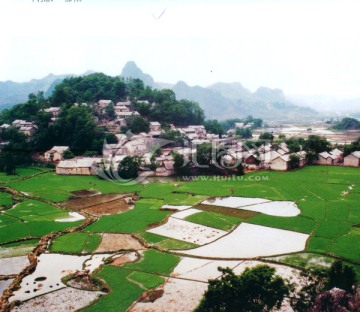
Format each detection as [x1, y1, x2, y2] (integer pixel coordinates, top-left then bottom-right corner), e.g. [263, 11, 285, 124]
[0, 165, 359, 311]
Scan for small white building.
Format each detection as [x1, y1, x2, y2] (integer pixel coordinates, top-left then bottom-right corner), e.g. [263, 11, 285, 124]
[44, 107, 61, 117]
[149, 121, 161, 132]
[269, 154, 290, 171]
[56, 158, 102, 175]
[318, 151, 336, 165]
[344, 151, 360, 167]
[44, 146, 70, 162]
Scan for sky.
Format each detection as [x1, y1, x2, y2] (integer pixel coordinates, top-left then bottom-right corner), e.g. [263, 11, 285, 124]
[1, 0, 360, 99]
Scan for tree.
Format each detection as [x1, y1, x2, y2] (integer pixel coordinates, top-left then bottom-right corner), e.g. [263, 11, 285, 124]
[173, 152, 190, 176]
[104, 133, 118, 144]
[195, 266, 289, 312]
[259, 132, 274, 141]
[128, 116, 150, 134]
[51, 106, 97, 153]
[62, 150, 74, 159]
[306, 151, 318, 164]
[289, 154, 300, 169]
[304, 135, 331, 154]
[117, 156, 141, 179]
[204, 120, 224, 136]
[333, 117, 360, 130]
[105, 103, 115, 119]
[327, 261, 356, 293]
[285, 137, 305, 153]
[236, 127, 252, 139]
[196, 143, 213, 168]
[236, 163, 245, 176]
[0, 151, 16, 175]
[159, 130, 185, 147]
[344, 137, 360, 156]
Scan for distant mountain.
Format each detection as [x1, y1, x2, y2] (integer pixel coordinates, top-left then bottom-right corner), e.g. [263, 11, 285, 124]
[121, 61, 156, 87]
[0, 61, 319, 122]
[0, 73, 71, 108]
[173, 81, 235, 119]
[208, 82, 253, 101]
[173, 81, 317, 121]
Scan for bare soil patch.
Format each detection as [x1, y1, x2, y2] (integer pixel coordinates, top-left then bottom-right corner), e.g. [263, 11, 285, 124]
[70, 190, 101, 198]
[195, 203, 258, 219]
[95, 234, 145, 253]
[61, 193, 137, 216]
[13, 287, 103, 312]
[138, 289, 164, 302]
[130, 278, 207, 312]
[109, 252, 138, 267]
[65, 271, 107, 292]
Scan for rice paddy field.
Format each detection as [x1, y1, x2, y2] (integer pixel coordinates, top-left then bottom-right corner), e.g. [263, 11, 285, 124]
[0, 165, 359, 311]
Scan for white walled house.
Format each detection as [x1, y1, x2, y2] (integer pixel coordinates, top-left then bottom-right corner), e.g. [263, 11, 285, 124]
[44, 146, 70, 162]
[269, 155, 290, 171]
[344, 151, 360, 167]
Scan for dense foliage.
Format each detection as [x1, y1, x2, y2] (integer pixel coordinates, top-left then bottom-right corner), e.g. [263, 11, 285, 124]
[333, 117, 360, 130]
[196, 265, 289, 312]
[344, 137, 360, 156]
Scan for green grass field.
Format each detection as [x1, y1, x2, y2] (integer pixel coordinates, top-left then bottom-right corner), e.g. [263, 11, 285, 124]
[123, 249, 180, 275]
[139, 232, 198, 250]
[2, 165, 360, 310]
[0, 199, 81, 244]
[0, 167, 50, 183]
[50, 232, 101, 254]
[0, 192, 14, 209]
[83, 251, 177, 312]
[7, 172, 144, 202]
[185, 211, 242, 231]
[84, 199, 171, 233]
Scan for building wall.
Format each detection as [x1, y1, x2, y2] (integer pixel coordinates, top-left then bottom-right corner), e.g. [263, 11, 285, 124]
[318, 157, 333, 165]
[270, 158, 288, 171]
[45, 151, 63, 162]
[56, 167, 92, 175]
[344, 155, 360, 167]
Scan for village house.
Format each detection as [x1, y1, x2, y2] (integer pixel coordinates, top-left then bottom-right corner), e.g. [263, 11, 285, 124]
[0, 124, 10, 131]
[330, 148, 344, 164]
[344, 151, 360, 167]
[114, 105, 129, 115]
[318, 151, 337, 165]
[56, 158, 102, 175]
[269, 154, 290, 171]
[19, 126, 37, 136]
[115, 100, 133, 111]
[43, 107, 61, 118]
[235, 122, 244, 128]
[11, 120, 34, 128]
[149, 122, 161, 132]
[116, 111, 140, 119]
[44, 146, 70, 162]
[296, 151, 308, 167]
[212, 137, 237, 149]
[95, 100, 113, 114]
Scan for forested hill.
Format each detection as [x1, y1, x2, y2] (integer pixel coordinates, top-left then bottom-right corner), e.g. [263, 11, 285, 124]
[0, 61, 319, 121]
[0, 73, 205, 128]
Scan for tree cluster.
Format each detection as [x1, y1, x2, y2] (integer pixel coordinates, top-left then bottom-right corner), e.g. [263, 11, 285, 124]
[333, 117, 360, 130]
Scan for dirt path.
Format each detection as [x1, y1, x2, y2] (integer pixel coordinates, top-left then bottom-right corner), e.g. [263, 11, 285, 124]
[0, 169, 54, 185]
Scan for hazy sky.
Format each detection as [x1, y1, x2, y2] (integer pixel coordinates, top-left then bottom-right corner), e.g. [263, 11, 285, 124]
[1, 0, 360, 98]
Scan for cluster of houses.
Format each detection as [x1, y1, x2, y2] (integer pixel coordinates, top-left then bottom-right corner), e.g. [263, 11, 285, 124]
[51, 137, 360, 177]
[0, 120, 38, 136]
[1, 98, 359, 175]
